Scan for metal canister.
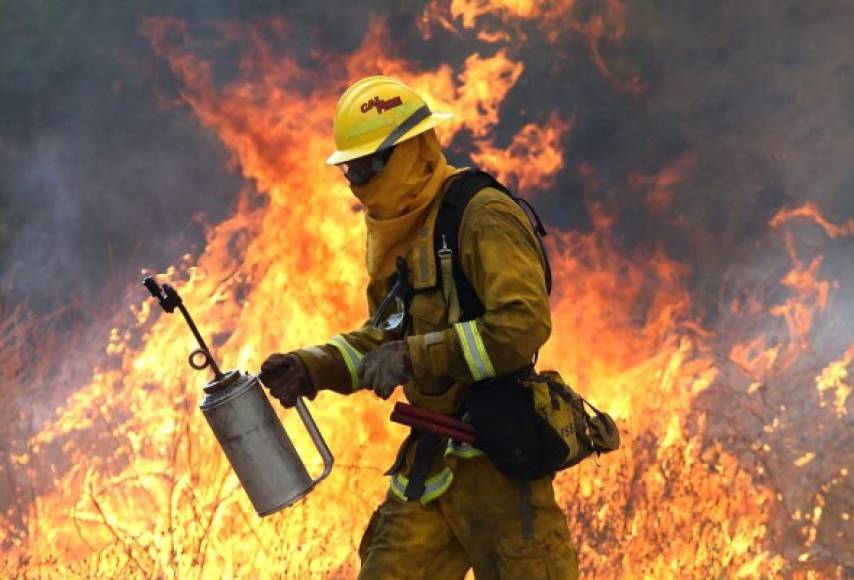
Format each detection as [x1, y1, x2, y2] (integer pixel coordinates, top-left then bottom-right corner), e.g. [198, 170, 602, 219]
[199, 369, 334, 516]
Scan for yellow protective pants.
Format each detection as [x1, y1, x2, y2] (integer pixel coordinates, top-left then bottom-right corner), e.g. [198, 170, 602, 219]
[358, 455, 579, 579]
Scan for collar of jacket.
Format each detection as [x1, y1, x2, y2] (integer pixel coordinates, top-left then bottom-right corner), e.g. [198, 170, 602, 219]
[350, 130, 460, 279]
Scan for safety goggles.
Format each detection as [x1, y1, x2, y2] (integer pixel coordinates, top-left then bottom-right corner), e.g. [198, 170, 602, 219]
[337, 147, 394, 186]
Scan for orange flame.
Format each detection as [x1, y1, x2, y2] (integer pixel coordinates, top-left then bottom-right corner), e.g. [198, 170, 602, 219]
[470, 113, 572, 193]
[770, 202, 854, 239]
[815, 343, 853, 417]
[629, 153, 698, 213]
[420, 0, 648, 93]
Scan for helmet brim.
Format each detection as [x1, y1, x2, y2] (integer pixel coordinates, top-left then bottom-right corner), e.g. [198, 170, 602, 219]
[326, 111, 453, 165]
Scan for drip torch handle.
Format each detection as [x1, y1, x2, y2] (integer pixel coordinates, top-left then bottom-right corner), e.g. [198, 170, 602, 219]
[174, 300, 224, 379]
[142, 276, 224, 380]
[295, 397, 334, 485]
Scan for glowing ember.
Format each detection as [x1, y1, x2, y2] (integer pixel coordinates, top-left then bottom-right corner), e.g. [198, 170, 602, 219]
[815, 344, 853, 417]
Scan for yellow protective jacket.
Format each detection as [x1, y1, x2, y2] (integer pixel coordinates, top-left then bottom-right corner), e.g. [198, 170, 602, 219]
[294, 175, 551, 499]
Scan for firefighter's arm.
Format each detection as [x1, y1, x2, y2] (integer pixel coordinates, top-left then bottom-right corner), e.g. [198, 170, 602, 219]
[291, 278, 395, 394]
[407, 190, 550, 383]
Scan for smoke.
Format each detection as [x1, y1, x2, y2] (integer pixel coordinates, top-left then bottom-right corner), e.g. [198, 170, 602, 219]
[0, 2, 247, 312]
[0, 0, 442, 311]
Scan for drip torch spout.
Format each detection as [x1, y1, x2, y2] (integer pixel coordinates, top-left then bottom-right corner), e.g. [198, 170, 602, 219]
[142, 276, 224, 380]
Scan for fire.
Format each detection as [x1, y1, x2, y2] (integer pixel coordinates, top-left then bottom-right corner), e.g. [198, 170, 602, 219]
[815, 344, 853, 417]
[2, 5, 851, 579]
[727, 203, 849, 383]
[629, 154, 698, 213]
[470, 113, 572, 193]
[420, 0, 648, 93]
[770, 202, 854, 239]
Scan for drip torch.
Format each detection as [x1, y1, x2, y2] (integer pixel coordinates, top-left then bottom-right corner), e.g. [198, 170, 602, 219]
[143, 276, 334, 517]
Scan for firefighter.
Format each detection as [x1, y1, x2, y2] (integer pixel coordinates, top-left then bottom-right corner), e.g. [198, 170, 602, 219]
[260, 76, 579, 579]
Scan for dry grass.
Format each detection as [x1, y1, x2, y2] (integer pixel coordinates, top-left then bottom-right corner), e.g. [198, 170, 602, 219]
[0, 279, 122, 554]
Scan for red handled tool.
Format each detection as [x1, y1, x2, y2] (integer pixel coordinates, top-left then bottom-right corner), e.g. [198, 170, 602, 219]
[391, 402, 477, 445]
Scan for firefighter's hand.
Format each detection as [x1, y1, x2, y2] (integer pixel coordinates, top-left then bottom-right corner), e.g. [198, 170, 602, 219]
[259, 353, 315, 408]
[357, 341, 413, 400]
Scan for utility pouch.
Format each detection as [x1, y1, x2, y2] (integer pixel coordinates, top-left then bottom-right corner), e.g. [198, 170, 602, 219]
[465, 369, 620, 479]
[522, 370, 620, 470]
[463, 369, 568, 480]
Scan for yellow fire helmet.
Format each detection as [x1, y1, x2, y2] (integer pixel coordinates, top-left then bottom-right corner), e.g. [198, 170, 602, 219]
[326, 75, 453, 165]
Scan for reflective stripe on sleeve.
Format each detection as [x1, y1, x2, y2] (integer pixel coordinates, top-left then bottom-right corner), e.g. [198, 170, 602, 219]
[453, 321, 496, 381]
[328, 335, 364, 389]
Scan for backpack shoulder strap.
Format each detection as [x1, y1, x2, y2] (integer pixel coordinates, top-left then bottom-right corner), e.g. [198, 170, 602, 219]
[434, 169, 552, 323]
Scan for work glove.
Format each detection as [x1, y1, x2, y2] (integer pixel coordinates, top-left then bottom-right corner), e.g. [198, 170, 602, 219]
[357, 340, 413, 400]
[259, 353, 316, 408]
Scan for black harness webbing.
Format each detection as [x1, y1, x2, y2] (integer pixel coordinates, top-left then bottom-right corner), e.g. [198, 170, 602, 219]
[387, 169, 552, 502]
[404, 432, 438, 500]
[433, 169, 552, 322]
